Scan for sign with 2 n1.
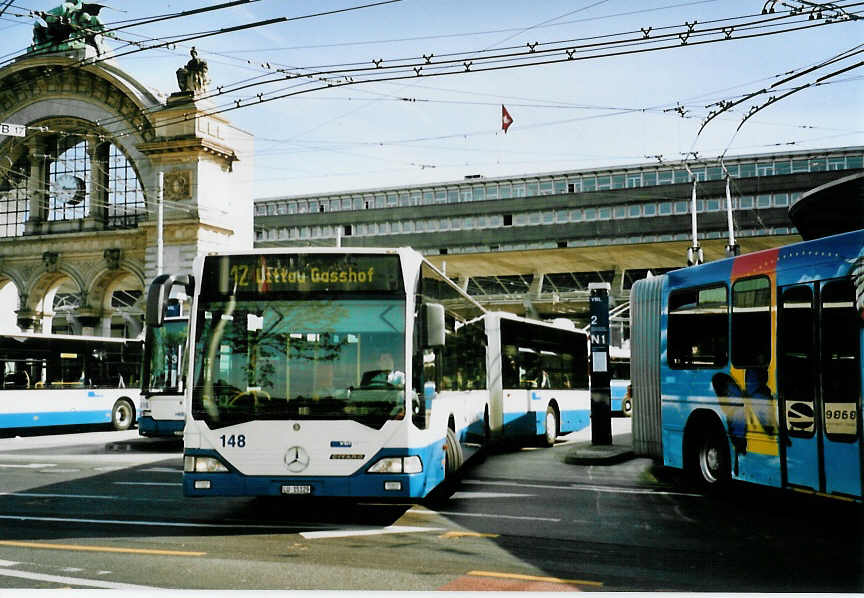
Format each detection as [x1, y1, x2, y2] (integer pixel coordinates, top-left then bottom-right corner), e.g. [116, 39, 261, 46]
[0, 123, 26, 137]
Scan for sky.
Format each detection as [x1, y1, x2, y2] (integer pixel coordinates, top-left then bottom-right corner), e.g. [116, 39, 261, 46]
[1, 0, 863, 201]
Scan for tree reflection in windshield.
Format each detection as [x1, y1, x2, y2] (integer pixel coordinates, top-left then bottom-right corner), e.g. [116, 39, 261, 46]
[192, 298, 406, 429]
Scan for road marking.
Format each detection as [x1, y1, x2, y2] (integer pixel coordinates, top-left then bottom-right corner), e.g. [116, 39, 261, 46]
[411, 508, 560, 523]
[113, 482, 180, 486]
[0, 463, 56, 469]
[300, 525, 444, 539]
[450, 491, 534, 499]
[467, 570, 603, 588]
[0, 540, 205, 557]
[0, 491, 181, 502]
[0, 560, 19, 567]
[0, 565, 159, 590]
[0, 514, 325, 531]
[464, 479, 701, 497]
[439, 531, 499, 539]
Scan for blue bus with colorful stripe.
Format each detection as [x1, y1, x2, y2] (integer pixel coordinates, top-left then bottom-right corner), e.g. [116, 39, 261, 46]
[631, 228, 863, 500]
[168, 248, 589, 499]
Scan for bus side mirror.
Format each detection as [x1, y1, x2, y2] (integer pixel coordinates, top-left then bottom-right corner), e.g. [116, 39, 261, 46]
[425, 303, 445, 348]
[146, 274, 195, 327]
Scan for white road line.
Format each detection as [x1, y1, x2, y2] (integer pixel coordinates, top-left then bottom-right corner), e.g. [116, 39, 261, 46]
[463, 479, 701, 497]
[411, 508, 560, 522]
[300, 525, 444, 539]
[0, 566, 158, 590]
[0, 560, 19, 567]
[0, 513, 345, 531]
[0, 491, 184, 502]
[450, 491, 535, 499]
[0, 463, 56, 468]
[113, 482, 181, 486]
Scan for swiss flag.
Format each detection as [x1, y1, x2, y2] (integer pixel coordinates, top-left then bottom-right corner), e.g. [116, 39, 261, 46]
[501, 105, 513, 133]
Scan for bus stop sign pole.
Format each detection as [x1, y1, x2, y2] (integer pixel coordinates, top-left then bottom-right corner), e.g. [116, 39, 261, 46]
[589, 282, 612, 445]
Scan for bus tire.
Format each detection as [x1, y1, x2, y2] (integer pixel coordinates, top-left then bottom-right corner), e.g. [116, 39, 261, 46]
[482, 408, 491, 448]
[542, 405, 558, 447]
[622, 394, 633, 418]
[687, 420, 730, 490]
[111, 398, 135, 431]
[444, 426, 463, 477]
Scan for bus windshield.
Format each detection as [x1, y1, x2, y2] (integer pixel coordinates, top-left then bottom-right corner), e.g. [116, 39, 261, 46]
[143, 318, 188, 395]
[191, 298, 406, 429]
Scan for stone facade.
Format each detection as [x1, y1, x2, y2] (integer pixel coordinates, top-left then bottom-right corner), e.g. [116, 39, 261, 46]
[0, 49, 253, 335]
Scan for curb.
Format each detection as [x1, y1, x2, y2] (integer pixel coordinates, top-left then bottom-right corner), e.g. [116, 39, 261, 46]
[563, 442, 636, 466]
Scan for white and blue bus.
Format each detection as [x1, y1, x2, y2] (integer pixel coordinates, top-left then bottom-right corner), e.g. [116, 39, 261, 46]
[0, 332, 142, 431]
[170, 247, 590, 499]
[609, 350, 632, 418]
[139, 274, 194, 438]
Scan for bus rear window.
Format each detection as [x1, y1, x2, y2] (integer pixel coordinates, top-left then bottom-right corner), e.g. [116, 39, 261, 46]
[668, 285, 728, 369]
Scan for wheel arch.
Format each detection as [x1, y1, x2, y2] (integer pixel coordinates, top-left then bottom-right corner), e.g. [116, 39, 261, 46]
[683, 408, 729, 474]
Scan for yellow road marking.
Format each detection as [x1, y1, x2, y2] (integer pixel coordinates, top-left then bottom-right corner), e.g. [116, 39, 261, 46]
[468, 570, 603, 587]
[0, 540, 205, 557]
[439, 531, 499, 539]
[791, 488, 857, 502]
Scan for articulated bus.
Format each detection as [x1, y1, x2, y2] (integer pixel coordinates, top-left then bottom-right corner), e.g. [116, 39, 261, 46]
[631, 229, 863, 500]
[0, 332, 142, 431]
[165, 247, 590, 499]
[139, 274, 194, 437]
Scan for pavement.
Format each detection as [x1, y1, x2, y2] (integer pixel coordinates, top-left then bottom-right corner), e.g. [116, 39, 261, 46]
[563, 432, 635, 465]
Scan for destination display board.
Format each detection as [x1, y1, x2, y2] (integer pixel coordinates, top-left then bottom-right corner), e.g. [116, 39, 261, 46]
[200, 253, 404, 297]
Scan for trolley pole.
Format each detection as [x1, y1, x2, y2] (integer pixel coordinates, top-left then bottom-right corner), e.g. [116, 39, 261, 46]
[588, 282, 612, 445]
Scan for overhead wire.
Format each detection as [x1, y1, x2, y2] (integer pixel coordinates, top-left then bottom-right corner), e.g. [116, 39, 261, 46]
[62, 8, 864, 143]
[1, 0, 853, 147]
[3, 1, 860, 197]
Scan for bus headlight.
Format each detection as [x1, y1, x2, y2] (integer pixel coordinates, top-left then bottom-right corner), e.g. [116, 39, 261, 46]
[184, 455, 229, 473]
[368, 456, 422, 474]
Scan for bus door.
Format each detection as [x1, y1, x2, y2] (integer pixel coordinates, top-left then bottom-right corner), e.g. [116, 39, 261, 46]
[779, 281, 862, 497]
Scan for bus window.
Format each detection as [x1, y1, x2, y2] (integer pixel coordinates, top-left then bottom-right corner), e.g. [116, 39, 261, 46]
[668, 285, 728, 368]
[732, 276, 771, 368]
[821, 280, 860, 440]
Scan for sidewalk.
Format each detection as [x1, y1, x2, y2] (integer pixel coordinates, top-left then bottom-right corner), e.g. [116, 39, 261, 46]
[563, 432, 635, 465]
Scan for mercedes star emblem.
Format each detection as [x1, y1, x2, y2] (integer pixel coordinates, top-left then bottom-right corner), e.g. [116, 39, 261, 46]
[284, 446, 310, 473]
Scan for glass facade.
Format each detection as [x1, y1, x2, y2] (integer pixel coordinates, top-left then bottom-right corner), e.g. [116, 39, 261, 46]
[253, 148, 863, 252]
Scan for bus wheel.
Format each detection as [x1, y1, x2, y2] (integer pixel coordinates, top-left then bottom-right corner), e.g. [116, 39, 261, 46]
[622, 398, 633, 417]
[691, 425, 730, 489]
[542, 406, 558, 447]
[482, 409, 491, 447]
[444, 427, 463, 477]
[622, 390, 633, 418]
[112, 399, 134, 431]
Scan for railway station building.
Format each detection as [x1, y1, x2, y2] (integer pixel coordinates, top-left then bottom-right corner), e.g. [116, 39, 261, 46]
[253, 145, 864, 325]
[0, 21, 253, 335]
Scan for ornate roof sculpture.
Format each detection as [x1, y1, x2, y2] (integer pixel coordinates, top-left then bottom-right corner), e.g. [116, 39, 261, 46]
[175, 47, 210, 96]
[29, 1, 109, 57]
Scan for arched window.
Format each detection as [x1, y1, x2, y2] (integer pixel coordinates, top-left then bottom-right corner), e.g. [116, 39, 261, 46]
[106, 143, 145, 228]
[49, 137, 90, 221]
[0, 129, 146, 237]
[0, 156, 29, 237]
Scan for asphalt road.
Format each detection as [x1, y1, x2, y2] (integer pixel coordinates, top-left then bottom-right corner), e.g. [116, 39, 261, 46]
[0, 420, 860, 591]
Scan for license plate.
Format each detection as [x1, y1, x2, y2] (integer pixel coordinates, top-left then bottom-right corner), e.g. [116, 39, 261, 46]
[281, 485, 312, 495]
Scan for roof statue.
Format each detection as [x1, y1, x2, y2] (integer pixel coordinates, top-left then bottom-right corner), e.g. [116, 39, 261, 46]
[175, 47, 210, 96]
[30, 1, 109, 57]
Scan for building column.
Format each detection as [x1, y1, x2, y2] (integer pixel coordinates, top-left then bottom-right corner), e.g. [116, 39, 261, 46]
[87, 141, 109, 224]
[24, 137, 48, 234]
